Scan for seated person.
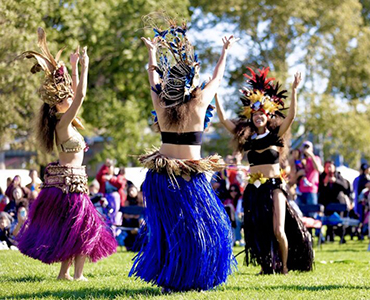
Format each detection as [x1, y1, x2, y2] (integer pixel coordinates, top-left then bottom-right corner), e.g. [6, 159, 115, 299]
[0, 212, 15, 248]
[119, 185, 144, 251]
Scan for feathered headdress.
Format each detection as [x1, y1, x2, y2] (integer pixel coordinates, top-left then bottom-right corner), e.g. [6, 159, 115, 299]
[239, 67, 287, 119]
[22, 27, 74, 107]
[146, 15, 200, 107]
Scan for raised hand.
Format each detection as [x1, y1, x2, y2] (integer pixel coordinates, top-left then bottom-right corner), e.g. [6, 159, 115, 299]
[222, 35, 240, 50]
[141, 37, 159, 52]
[79, 46, 89, 68]
[70, 46, 80, 66]
[292, 72, 302, 89]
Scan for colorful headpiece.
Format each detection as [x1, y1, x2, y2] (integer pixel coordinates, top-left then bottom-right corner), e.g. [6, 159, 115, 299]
[149, 18, 200, 107]
[240, 67, 287, 119]
[22, 27, 73, 107]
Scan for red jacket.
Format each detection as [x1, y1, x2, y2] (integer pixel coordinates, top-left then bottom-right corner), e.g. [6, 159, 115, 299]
[96, 165, 109, 194]
[109, 175, 127, 206]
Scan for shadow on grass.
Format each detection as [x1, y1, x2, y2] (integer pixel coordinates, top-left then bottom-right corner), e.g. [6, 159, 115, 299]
[9, 287, 161, 299]
[319, 249, 363, 252]
[229, 284, 370, 292]
[0, 275, 46, 283]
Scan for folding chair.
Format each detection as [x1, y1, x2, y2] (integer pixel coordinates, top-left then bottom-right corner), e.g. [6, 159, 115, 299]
[299, 204, 324, 248]
[324, 203, 359, 244]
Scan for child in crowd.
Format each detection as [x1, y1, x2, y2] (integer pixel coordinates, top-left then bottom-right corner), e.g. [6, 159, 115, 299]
[0, 212, 15, 249]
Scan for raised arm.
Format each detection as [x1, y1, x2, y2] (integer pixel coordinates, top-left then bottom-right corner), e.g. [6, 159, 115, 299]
[141, 37, 160, 105]
[278, 72, 301, 137]
[215, 93, 236, 133]
[202, 36, 239, 104]
[59, 46, 89, 129]
[70, 46, 80, 94]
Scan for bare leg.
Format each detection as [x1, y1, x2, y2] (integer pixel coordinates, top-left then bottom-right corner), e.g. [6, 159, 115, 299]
[74, 255, 88, 281]
[273, 189, 288, 274]
[57, 259, 73, 280]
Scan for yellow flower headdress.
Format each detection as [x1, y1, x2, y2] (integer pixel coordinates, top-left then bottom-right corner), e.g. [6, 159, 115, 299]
[239, 67, 287, 119]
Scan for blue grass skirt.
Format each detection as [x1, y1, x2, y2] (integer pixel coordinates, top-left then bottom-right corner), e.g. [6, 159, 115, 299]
[129, 154, 236, 291]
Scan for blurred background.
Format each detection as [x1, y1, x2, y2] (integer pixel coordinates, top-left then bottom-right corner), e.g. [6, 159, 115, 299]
[0, 0, 369, 174]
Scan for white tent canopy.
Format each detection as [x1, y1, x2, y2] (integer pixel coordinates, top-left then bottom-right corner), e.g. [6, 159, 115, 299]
[336, 165, 359, 185]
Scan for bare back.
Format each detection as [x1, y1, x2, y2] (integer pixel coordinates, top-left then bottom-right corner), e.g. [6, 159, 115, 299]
[153, 91, 210, 159]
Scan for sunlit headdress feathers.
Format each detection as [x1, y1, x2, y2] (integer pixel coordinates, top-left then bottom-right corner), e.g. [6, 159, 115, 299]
[143, 14, 200, 107]
[22, 27, 74, 107]
[239, 67, 287, 119]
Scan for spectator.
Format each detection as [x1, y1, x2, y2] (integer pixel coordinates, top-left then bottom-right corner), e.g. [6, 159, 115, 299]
[126, 185, 140, 206]
[0, 212, 15, 248]
[11, 201, 28, 238]
[288, 148, 310, 189]
[109, 167, 127, 207]
[28, 191, 39, 208]
[211, 167, 228, 202]
[26, 169, 41, 194]
[225, 184, 244, 246]
[0, 189, 9, 212]
[5, 176, 29, 203]
[96, 159, 114, 194]
[296, 141, 323, 216]
[318, 161, 350, 241]
[5, 187, 28, 219]
[89, 180, 111, 223]
[234, 152, 249, 193]
[120, 184, 143, 251]
[354, 163, 370, 223]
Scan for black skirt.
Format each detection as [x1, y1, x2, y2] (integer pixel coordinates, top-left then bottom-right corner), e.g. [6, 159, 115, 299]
[243, 178, 314, 274]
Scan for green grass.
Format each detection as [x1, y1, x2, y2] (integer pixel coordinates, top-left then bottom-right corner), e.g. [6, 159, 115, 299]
[1, 239, 370, 299]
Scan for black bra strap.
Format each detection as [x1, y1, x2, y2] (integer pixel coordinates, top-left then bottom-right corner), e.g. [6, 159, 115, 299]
[161, 131, 203, 145]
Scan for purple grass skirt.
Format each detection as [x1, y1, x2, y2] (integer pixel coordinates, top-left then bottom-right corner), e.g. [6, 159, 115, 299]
[18, 186, 118, 264]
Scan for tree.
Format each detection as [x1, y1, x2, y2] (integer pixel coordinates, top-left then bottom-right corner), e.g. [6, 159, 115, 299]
[191, 0, 370, 167]
[0, 1, 191, 167]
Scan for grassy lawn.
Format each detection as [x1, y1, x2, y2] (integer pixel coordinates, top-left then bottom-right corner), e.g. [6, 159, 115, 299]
[1, 239, 370, 299]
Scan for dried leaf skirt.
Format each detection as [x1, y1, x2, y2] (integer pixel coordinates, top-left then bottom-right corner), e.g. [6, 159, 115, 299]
[243, 179, 314, 274]
[129, 151, 236, 291]
[17, 163, 117, 264]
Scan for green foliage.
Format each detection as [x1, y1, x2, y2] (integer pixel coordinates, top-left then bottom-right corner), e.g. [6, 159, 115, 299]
[191, 0, 370, 166]
[304, 95, 370, 166]
[1, 240, 370, 299]
[0, 0, 189, 166]
[2, 0, 370, 167]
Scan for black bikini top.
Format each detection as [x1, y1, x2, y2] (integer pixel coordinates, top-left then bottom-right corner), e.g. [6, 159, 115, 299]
[244, 127, 283, 166]
[161, 131, 203, 145]
[247, 148, 280, 166]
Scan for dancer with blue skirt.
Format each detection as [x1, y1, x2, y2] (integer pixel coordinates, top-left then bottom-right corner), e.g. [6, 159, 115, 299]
[129, 16, 238, 292]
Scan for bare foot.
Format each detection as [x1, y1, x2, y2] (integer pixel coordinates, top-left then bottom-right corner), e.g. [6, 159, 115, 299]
[74, 276, 88, 281]
[161, 287, 172, 294]
[256, 268, 264, 275]
[57, 274, 73, 281]
[282, 266, 288, 275]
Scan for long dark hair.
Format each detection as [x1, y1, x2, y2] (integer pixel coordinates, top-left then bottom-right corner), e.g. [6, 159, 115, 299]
[233, 115, 290, 163]
[161, 87, 201, 131]
[228, 184, 241, 208]
[37, 103, 58, 153]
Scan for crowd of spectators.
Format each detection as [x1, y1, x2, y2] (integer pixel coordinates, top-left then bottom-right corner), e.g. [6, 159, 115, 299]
[0, 170, 41, 250]
[210, 140, 370, 247]
[1, 144, 369, 252]
[0, 162, 144, 252]
[287, 141, 368, 244]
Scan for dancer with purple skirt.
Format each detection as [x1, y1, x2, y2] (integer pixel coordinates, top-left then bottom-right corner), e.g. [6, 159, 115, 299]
[17, 28, 117, 281]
